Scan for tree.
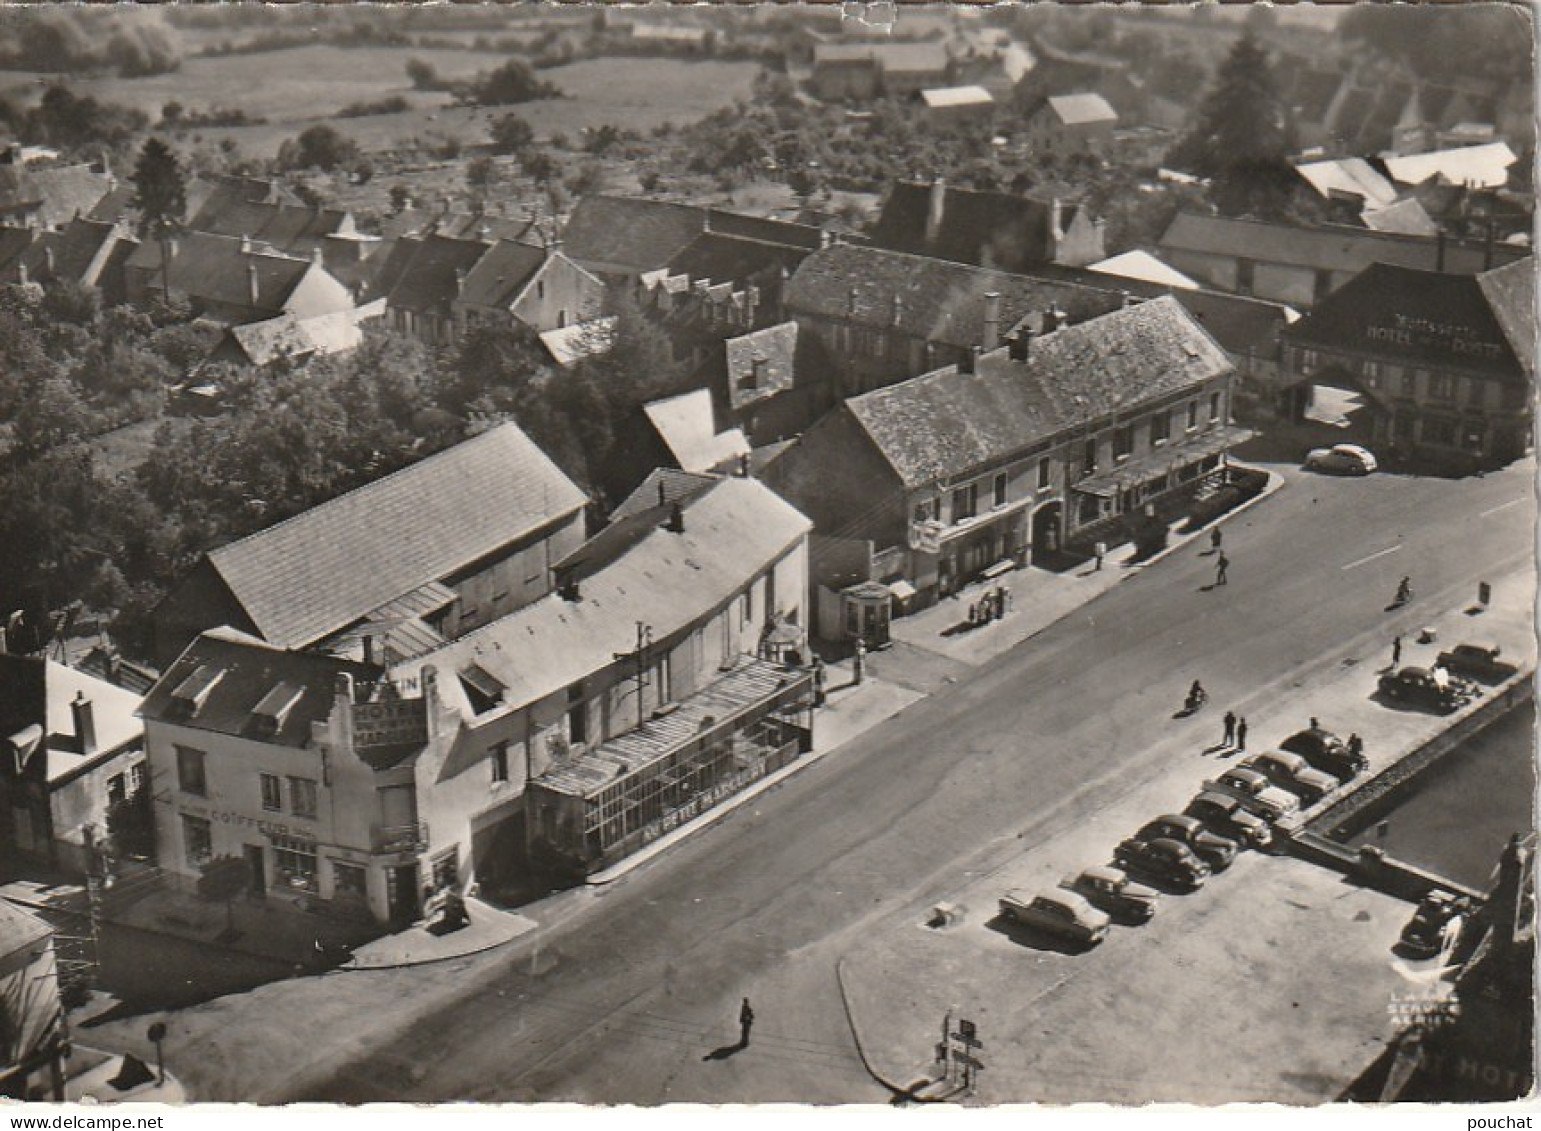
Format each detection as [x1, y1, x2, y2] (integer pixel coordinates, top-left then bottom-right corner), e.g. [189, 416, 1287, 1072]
[474, 58, 560, 106]
[466, 155, 499, 190]
[277, 123, 361, 172]
[1166, 35, 1295, 219]
[198, 855, 250, 940]
[132, 137, 187, 303]
[388, 183, 412, 214]
[405, 56, 439, 90]
[490, 112, 534, 155]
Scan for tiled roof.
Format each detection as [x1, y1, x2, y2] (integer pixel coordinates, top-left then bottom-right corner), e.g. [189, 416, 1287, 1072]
[1477, 258, 1536, 375]
[561, 195, 823, 277]
[20, 165, 112, 228]
[870, 181, 1074, 272]
[785, 244, 1129, 349]
[665, 231, 812, 288]
[139, 628, 380, 750]
[126, 232, 319, 318]
[0, 226, 34, 276]
[227, 309, 364, 367]
[725, 321, 798, 412]
[377, 234, 490, 318]
[189, 197, 352, 253]
[205, 422, 588, 649]
[561, 196, 706, 275]
[455, 239, 547, 310]
[846, 297, 1232, 488]
[608, 468, 719, 522]
[1159, 212, 1529, 278]
[0, 165, 41, 213]
[1287, 260, 1531, 382]
[392, 477, 810, 714]
[643, 388, 751, 474]
[1046, 92, 1118, 127]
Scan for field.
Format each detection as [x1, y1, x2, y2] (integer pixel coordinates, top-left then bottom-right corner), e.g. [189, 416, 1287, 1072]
[0, 48, 762, 161]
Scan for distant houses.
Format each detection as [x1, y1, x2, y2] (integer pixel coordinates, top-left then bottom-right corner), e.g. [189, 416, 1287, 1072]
[1023, 93, 1120, 158]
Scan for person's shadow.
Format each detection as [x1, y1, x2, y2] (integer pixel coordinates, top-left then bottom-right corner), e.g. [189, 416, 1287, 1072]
[703, 1037, 748, 1061]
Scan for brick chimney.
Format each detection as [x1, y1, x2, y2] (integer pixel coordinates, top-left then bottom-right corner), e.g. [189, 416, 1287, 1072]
[1008, 327, 1034, 362]
[71, 690, 96, 756]
[983, 290, 1001, 350]
[248, 260, 260, 308]
[666, 501, 685, 533]
[926, 177, 947, 244]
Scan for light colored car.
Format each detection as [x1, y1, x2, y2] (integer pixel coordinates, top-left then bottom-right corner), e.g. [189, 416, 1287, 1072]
[999, 889, 1111, 944]
[1060, 866, 1160, 923]
[1205, 767, 1301, 822]
[1305, 443, 1377, 475]
[1241, 751, 1338, 805]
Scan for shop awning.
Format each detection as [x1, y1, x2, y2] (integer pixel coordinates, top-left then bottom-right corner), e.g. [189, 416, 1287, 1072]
[887, 579, 917, 601]
[935, 497, 1033, 544]
[1074, 425, 1253, 497]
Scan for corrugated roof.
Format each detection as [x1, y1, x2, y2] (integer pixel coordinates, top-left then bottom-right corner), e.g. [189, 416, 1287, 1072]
[847, 297, 1232, 488]
[139, 628, 381, 749]
[1047, 93, 1118, 127]
[644, 388, 751, 474]
[206, 423, 588, 649]
[1288, 260, 1532, 382]
[392, 478, 810, 712]
[785, 243, 1128, 349]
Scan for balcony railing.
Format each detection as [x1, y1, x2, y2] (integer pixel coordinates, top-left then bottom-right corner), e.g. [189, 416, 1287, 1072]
[371, 821, 428, 854]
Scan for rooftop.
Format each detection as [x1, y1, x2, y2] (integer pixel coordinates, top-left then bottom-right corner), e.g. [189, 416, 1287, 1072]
[139, 628, 380, 749]
[846, 296, 1232, 488]
[869, 181, 1087, 273]
[456, 239, 550, 310]
[376, 234, 492, 317]
[921, 85, 995, 109]
[643, 388, 751, 474]
[725, 321, 799, 412]
[393, 477, 809, 716]
[1384, 141, 1516, 190]
[1046, 92, 1119, 127]
[204, 422, 587, 650]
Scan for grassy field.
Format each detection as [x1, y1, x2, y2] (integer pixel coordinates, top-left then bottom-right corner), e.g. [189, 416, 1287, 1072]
[0, 49, 761, 161]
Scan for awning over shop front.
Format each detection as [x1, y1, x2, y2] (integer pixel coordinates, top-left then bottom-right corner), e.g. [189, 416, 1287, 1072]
[887, 579, 917, 601]
[1074, 425, 1253, 498]
[935, 497, 1032, 544]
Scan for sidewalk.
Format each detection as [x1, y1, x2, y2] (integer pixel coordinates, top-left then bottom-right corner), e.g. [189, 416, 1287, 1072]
[344, 897, 537, 969]
[834, 564, 1535, 1104]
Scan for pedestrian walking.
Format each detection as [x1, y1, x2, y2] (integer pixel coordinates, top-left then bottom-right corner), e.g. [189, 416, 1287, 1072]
[1094, 541, 1106, 571]
[812, 657, 827, 707]
[739, 998, 755, 1048]
[1210, 528, 1222, 553]
[1391, 633, 1403, 667]
[1223, 710, 1237, 746]
[1215, 552, 1229, 586]
[1347, 733, 1364, 758]
[1001, 585, 1012, 612]
[1309, 716, 1320, 730]
[1235, 716, 1248, 750]
[967, 602, 978, 626]
[993, 587, 1005, 620]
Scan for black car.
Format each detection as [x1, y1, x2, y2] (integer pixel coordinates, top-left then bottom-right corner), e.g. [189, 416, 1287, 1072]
[1280, 726, 1368, 784]
[1378, 666, 1478, 714]
[1113, 837, 1209, 892]
[1435, 642, 1517, 685]
[1398, 891, 1470, 959]
[1135, 814, 1239, 872]
[1185, 790, 1273, 849]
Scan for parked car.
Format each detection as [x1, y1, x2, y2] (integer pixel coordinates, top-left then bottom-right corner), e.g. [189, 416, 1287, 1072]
[1280, 726, 1368, 783]
[1135, 814, 1239, 872]
[1398, 891, 1471, 960]
[1435, 642, 1516, 684]
[1378, 665, 1479, 714]
[1205, 767, 1301, 822]
[998, 889, 1111, 944]
[1060, 865, 1160, 923]
[1113, 837, 1210, 892]
[1241, 751, 1338, 805]
[1185, 790, 1273, 848]
[1305, 443, 1377, 475]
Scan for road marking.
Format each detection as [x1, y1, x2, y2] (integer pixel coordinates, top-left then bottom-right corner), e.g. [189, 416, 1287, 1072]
[1480, 498, 1525, 518]
[1342, 545, 1402, 571]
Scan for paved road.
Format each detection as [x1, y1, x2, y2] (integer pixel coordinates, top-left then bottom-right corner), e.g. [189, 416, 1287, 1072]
[282, 460, 1534, 1103]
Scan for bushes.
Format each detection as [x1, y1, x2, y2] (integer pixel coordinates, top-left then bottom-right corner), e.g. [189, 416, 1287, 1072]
[338, 95, 411, 118]
[1183, 467, 1268, 531]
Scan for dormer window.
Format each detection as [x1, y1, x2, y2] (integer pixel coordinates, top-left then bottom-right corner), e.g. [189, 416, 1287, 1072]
[171, 664, 224, 716]
[251, 682, 303, 736]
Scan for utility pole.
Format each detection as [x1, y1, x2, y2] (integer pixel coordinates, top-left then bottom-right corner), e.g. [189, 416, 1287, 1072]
[613, 622, 653, 732]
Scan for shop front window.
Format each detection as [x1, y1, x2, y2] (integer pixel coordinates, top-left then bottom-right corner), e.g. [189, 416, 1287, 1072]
[272, 836, 319, 893]
[181, 814, 212, 867]
[333, 862, 367, 900]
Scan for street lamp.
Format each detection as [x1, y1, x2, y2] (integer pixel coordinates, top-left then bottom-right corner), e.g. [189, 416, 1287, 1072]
[147, 1021, 167, 1084]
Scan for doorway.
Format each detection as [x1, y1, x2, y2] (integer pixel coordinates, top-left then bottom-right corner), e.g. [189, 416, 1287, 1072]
[1031, 501, 1063, 557]
[244, 844, 266, 896]
[388, 863, 421, 927]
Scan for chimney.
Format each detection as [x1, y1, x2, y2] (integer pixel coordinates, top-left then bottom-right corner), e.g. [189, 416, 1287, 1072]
[249, 260, 260, 307]
[666, 500, 685, 533]
[962, 344, 982, 374]
[657, 480, 667, 507]
[750, 355, 766, 388]
[1046, 304, 1065, 333]
[983, 290, 1001, 350]
[71, 691, 96, 756]
[1049, 197, 1065, 242]
[847, 286, 859, 316]
[819, 229, 833, 249]
[312, 245, 325, 266]
[43, 244, 55, 276]
[891, 293, 904, 327]
[455, 267, 467, 295]
[16, 262, 26, 287]
[559, 577, 581, 602]
[737, 452, 750, 478]
[926, 177, 947, 243]
[362, 634, 375, 667]
[241, 234, 251, 254]
[1008, 327, 1034, 362]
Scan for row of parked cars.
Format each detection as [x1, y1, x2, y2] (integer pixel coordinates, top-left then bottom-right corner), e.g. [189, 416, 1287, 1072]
[999, 725, 1369, 946]
[1378, 642, 1514, 715]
